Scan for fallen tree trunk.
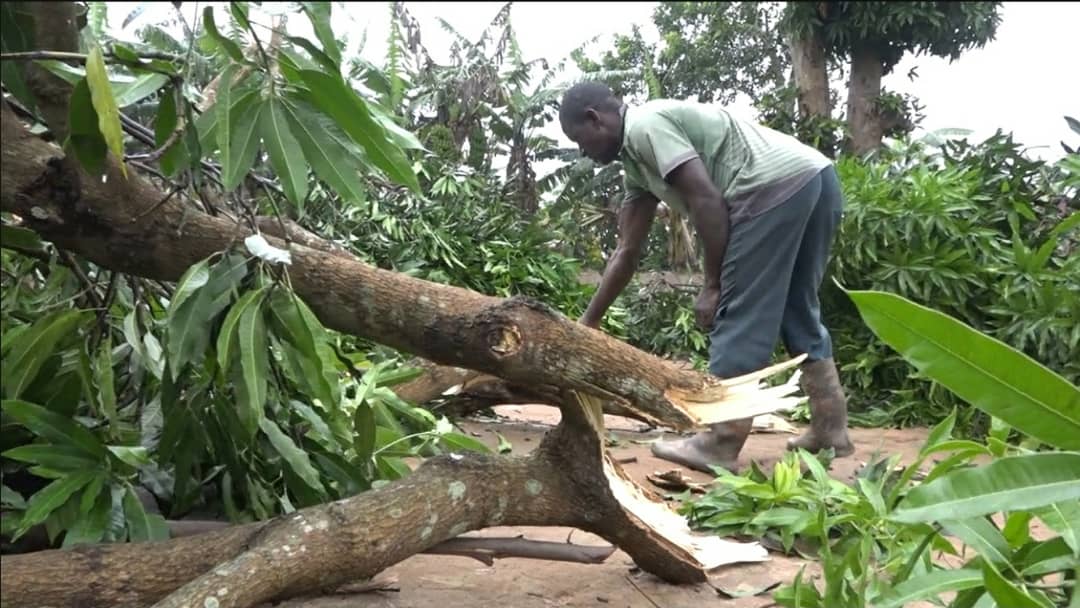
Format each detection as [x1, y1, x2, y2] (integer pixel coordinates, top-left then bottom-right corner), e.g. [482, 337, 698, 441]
[0, 395, 772, 608]
[1, 100, 801, 431]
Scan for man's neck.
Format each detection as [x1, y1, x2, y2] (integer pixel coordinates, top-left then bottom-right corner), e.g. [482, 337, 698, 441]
[616, 104, 629, 157]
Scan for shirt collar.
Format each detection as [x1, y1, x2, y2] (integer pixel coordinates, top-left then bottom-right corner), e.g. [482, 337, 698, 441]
[617, 104, 629, 159]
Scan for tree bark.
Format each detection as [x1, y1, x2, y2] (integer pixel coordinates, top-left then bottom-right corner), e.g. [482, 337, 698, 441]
[0, 396, 767, 608]
[845, 45, 886, 156]
[788, 27, 831, 125]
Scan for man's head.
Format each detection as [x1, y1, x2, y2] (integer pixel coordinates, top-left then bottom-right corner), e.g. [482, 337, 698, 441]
[559, 81, 624, 165]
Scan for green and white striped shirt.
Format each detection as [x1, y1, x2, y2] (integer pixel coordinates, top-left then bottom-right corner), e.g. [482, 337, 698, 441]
[619, 99, 831, 225]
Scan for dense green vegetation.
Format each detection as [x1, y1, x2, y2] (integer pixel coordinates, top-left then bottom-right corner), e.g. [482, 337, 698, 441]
[1, 1, 1077, 606]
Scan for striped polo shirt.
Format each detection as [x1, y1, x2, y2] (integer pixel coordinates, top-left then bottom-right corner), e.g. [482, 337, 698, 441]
[619, 99, 831, 224]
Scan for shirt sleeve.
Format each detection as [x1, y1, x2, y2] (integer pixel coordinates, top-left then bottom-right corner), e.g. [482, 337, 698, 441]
[629, 113, 700, 180]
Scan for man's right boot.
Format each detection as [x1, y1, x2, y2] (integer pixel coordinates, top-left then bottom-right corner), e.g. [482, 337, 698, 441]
[787, 357, 855, 457]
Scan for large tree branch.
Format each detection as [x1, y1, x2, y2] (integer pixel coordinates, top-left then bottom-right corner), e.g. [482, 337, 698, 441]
[0, 102, 804, 431]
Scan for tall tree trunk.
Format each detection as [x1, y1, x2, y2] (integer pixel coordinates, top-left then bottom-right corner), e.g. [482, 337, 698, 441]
[845, 45, 885, 156]
[788, 27, 831, 150]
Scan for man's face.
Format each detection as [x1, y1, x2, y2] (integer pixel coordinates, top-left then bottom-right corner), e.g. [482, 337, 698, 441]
[562, 110, 621, 165]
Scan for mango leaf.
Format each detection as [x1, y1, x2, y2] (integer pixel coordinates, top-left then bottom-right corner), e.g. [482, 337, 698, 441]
[1, 310, 87, 399]
[236, 289, 270, 437]
[943, 517, 1011, 566]
[1021, 538, 1077, 576]
[15, 470, 97, 538]
[438, 432, 492, 455]
[982, 562, 1052, 608]
[300, 2, 340, 65]
[285, 35, 338, 73]
[114, 73, 169, 107]
[122, 485, 169, 542]
[870, 569, 984, 608]
[892, 452, 1080, 524]
[216, 286, 268, 373]
[107, 446, 151, 468]
[62, 487, 110, 547]
[0, 3, 36, 111]
[202, 7, 246, 62]
[95, 336, 117, 431]
[845, 289, 1080, 450]
[259, 417, 325, 495]
[353, 402, 375, 463]
[2, 444, 99, 472]
[1, 400, 106, 459]
[66, 78, 108, 175]
[1, 484, 26, 509]
[1032, 501, 1080, 557]
[261, 97, 309, 208]
[0, 225, 46, 253]
[166, 254, 248, 379]
[153, 86, 186, 176]
[297, 70, 419, 193]
[267, 289, 339, 410]
[220, 89, 264, 191]
[280, 97, 366, 204]
[84, 45, 127, 178]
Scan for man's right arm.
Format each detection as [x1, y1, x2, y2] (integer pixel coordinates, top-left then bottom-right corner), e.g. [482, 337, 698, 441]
[579, 193, 659, 328]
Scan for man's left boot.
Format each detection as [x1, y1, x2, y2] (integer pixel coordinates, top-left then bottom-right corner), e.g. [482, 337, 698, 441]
[786, 357, 855, 457]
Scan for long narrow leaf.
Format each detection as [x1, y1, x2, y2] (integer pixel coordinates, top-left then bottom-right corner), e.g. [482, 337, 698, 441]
[259, 417, 326, 495]
[1, 400, 107, 458]
[1, 310, 87, 399]
[280, 97, 366, 203]
[236, 289, 270, 437]
[870, 568, 984, 608]
[84, 45, 127, 177]
[15, 471, 97, 538]
[845, 289, 1080, 450]
[122, 485, 169, 542]
[892, 452, 1080, 524]
[261, 97, 309, 207]
[982, 561, 1053, 608]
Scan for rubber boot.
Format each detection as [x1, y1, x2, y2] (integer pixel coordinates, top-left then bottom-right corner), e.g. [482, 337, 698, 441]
[650, 417, 754, 474]
[787, 357, 855, 457]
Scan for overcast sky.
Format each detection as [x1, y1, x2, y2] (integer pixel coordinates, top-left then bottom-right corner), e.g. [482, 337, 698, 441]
[126, 1, 1078, 161]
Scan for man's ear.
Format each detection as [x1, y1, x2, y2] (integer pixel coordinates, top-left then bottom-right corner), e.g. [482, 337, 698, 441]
[584, 108, 601, 124]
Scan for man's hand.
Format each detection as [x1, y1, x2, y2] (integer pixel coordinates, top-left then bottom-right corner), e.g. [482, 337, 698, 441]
[694, 284, 722, 331]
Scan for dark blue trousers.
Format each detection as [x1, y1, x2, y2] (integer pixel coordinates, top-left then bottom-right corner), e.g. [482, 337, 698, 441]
[708, 165, 844, 378]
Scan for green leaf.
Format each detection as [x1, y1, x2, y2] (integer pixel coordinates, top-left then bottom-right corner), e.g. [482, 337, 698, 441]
[1032, 501, 1080, 557]
[285, 35, 338, 73]
[0, 3, 37, 112]
[439, 432, 492, 454]
[65, 78, 108, 175]
[845, 289, 1080, 450]
[62, 487, 110, 547]
[1066, 116, 1080, 137]
[297, 70, 419, 192]
[84, 45, 127, 178]
[870, 569, 984, 608]
[2, 444, 99, 471]
[259, 417, 325, 495]
[16, 470, 97, 538]
[353, 402, 375, 463]
[153, 86, 186, 176]
[122, 485, 169, 542]
[0, 225, 46, 253]
[943, 517, 1012, 566]
[216, 286, 268, 374]
[267, 289, 339, 409]
[166, 254, 248, 379]
[496, 432, 513, 454]
[95, 336, 117, 430]
[2, 400, 107, 458]
[202, 7, 246, 62]
[892, 452, 1080, 524]
[982, 561, 1052, 608]
[1, 310, 86, 399]
[300, 2, 340, 65]
[220, 90, 264, 192]
[261, 97, 309, 207]
[1, 484, 26, 509]
[236, 289, 270, 437]
[1021, 538, 1077, 576]
[107, 446, 151, 468]
[113, 73, 169, 108]
[280, 97, 367, 204]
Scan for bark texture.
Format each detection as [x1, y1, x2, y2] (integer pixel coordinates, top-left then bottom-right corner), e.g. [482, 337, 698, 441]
[845, 45, 886, 156]
[788, 28, 831, 123]
[0, 401, 715, 608]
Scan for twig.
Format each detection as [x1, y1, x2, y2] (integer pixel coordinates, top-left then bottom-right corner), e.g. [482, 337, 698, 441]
[58, 250, 104, 309]
[0, 50, 182, 63]
[126, 126, 185, 163]
[625, 574, 663, 608]
[134, 185, 183, 221]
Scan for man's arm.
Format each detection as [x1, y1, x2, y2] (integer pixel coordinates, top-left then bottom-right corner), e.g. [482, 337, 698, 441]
[579, 193, 659, 328]
[666, 158, 729, 291]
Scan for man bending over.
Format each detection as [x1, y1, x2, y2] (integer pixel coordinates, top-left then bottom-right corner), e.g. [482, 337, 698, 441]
[559, 81, 854, 473]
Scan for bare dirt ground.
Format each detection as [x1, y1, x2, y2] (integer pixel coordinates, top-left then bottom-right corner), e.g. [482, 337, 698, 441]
[281, 405, 938, 608]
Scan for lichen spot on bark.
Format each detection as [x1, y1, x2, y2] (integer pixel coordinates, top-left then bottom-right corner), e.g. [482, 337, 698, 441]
[448, 480, 467, 502]
[389, 506, 404, 518]
[217, 588, 229, 597]
[525, 479, 543, 496]
[203, 598, 220, 608]
[449, 522, 468, 537]
[486, 323, 523, 358]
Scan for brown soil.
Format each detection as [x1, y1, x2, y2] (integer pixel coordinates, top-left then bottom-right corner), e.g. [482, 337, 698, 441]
[279, 406, 942, 608]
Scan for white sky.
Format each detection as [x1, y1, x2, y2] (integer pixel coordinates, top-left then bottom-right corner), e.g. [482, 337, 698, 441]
[121, 1, 1079, 161]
